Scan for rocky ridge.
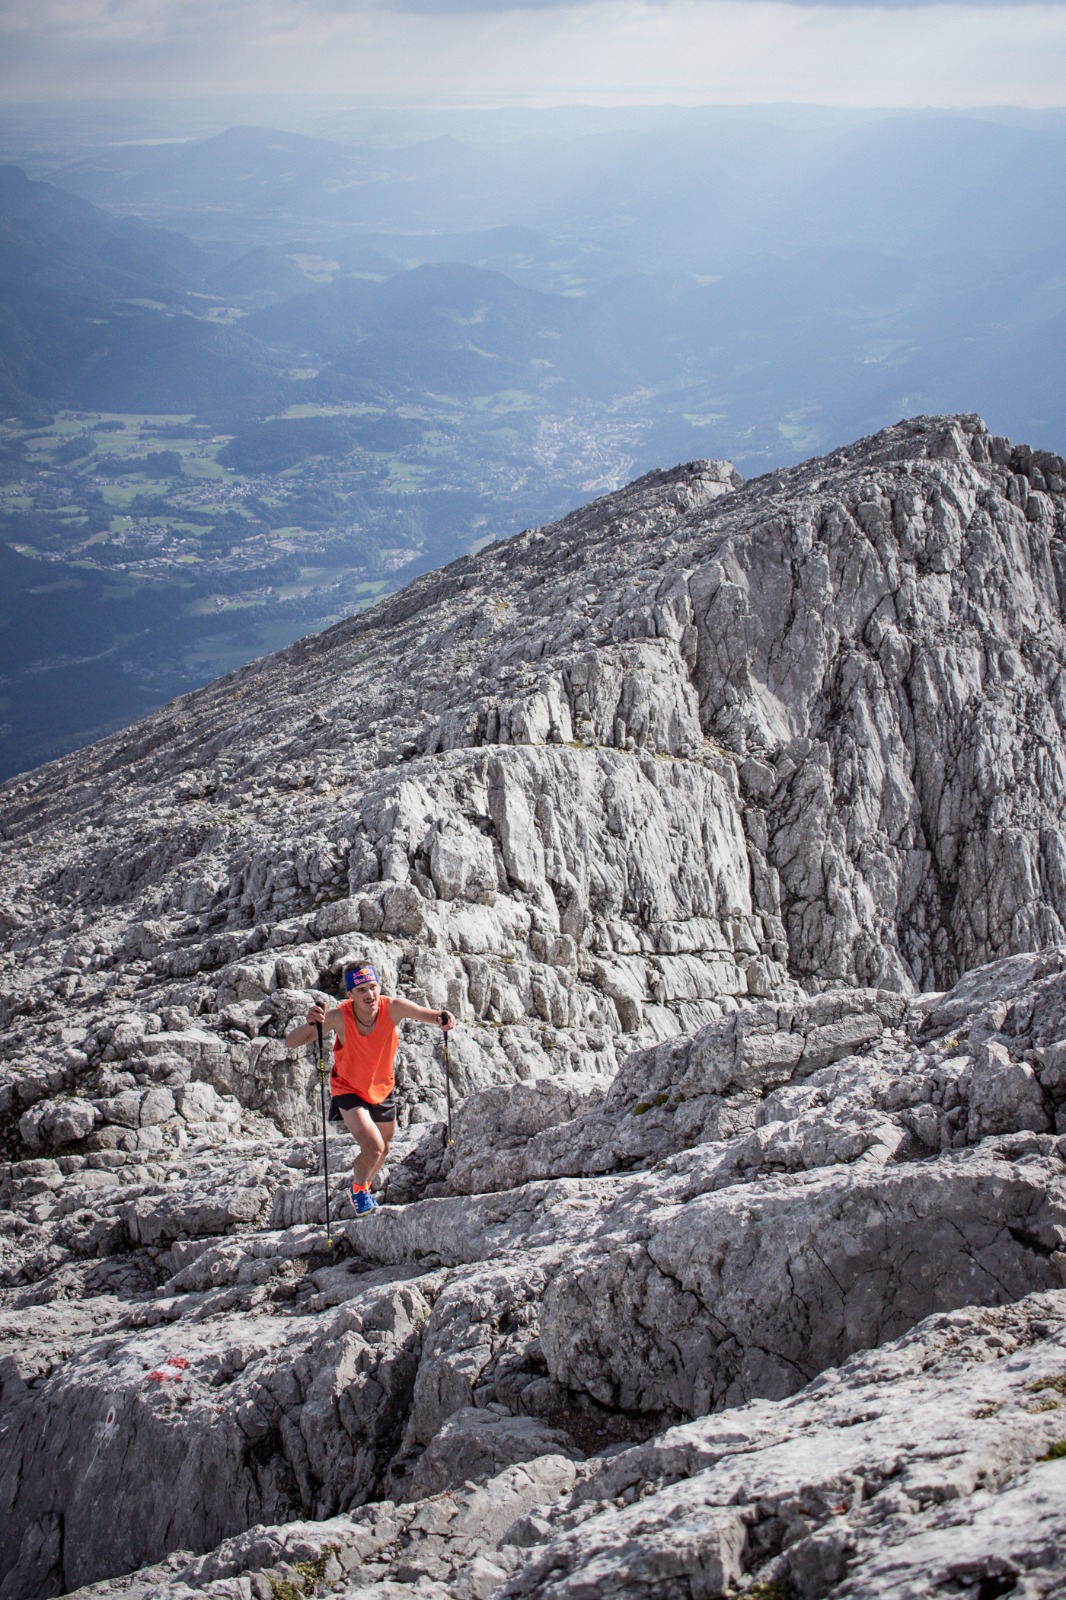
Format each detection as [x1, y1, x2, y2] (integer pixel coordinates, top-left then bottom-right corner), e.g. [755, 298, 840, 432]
[2, 413, 1066, 1598]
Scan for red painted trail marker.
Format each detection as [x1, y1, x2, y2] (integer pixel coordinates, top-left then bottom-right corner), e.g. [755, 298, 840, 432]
[146, 1356, 189, 1383]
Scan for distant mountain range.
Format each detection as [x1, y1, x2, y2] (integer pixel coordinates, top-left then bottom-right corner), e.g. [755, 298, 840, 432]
[0, 164, 208, 416]
[0, 103, 1063, 778]
[1, 106, 1062, 455]
[0, 164, 685, 420]
[43, 112, 1066, 280]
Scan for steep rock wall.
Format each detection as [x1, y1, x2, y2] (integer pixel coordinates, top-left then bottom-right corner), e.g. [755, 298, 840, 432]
[2, 416, 1066, 1138]
[3, 418, 1066, 1600]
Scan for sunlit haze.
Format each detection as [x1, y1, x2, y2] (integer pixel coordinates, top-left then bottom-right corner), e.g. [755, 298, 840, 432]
[1, 0, 1065, 107]
[0, 0, 1064, 779]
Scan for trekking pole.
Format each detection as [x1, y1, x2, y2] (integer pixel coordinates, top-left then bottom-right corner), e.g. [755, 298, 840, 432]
[441, 1012, 453, 1147]
[315, 1019, 333, 1247]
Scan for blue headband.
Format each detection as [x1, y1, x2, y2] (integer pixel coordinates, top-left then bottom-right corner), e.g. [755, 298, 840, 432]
[345, 964, 379, 992]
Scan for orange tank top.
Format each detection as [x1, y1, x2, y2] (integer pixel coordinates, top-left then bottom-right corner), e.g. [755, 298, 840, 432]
[330, 996, 398, 1104]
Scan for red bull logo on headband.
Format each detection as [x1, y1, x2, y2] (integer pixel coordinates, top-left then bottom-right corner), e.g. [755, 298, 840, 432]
[344, 964, 379, 992]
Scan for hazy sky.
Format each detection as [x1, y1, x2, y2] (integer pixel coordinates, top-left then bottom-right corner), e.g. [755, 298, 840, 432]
[1, 0, 1064, 108]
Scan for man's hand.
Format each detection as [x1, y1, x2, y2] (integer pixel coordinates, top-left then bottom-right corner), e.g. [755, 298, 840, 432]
[439, 1009, 456, 1032]
[284, 1003, 332, 1050]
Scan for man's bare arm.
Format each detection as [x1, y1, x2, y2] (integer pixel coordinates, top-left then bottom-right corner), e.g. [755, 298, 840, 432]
[390, 997, 455, 1029]
[285, 1005, 343, 1049]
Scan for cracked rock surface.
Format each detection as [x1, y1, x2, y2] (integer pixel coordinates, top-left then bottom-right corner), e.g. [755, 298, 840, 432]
[3, 414, 1066, 1598]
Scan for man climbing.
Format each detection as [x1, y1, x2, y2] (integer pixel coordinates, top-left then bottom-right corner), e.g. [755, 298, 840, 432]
[285, 960, 455, 1215]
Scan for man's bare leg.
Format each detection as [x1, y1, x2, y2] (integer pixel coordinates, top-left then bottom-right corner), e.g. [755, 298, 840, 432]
[366, 1121, 395, 1188]
[339, 1106, 394, 1190]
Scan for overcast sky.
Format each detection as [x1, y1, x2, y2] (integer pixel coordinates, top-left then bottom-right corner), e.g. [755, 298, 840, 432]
[1, 0, 1064, 109]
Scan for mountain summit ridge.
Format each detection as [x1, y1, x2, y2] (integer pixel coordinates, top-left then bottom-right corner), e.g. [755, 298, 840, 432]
[4, 412, 1066, 1014]
[2, 414, 1066, 1600]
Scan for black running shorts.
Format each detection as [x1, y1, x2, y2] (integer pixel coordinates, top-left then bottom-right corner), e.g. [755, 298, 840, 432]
[329, 1089, 397, 1125]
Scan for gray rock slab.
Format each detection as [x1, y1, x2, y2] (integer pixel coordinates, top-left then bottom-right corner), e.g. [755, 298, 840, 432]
[3, 417, 1066, 1600]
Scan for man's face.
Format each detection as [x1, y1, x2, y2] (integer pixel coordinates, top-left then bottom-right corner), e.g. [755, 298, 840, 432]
[351, 980, 380, 1018]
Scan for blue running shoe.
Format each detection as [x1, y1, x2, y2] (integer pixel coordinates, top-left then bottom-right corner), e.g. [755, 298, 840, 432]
[349, 1184, 379, 1216]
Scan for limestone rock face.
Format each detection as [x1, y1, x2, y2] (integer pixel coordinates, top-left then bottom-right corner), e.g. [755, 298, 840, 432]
[3, 415, 1066, 1600]
[2, 414, 1066, 1141]
[2, 952, 1065, 1600]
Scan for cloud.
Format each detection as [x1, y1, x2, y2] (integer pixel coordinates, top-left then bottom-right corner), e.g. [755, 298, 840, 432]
[383, 0, 1066, 8]
[0, 0, 266, 40]
[1, 0, 1065, 105]
[1, 0, 1063, 33]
